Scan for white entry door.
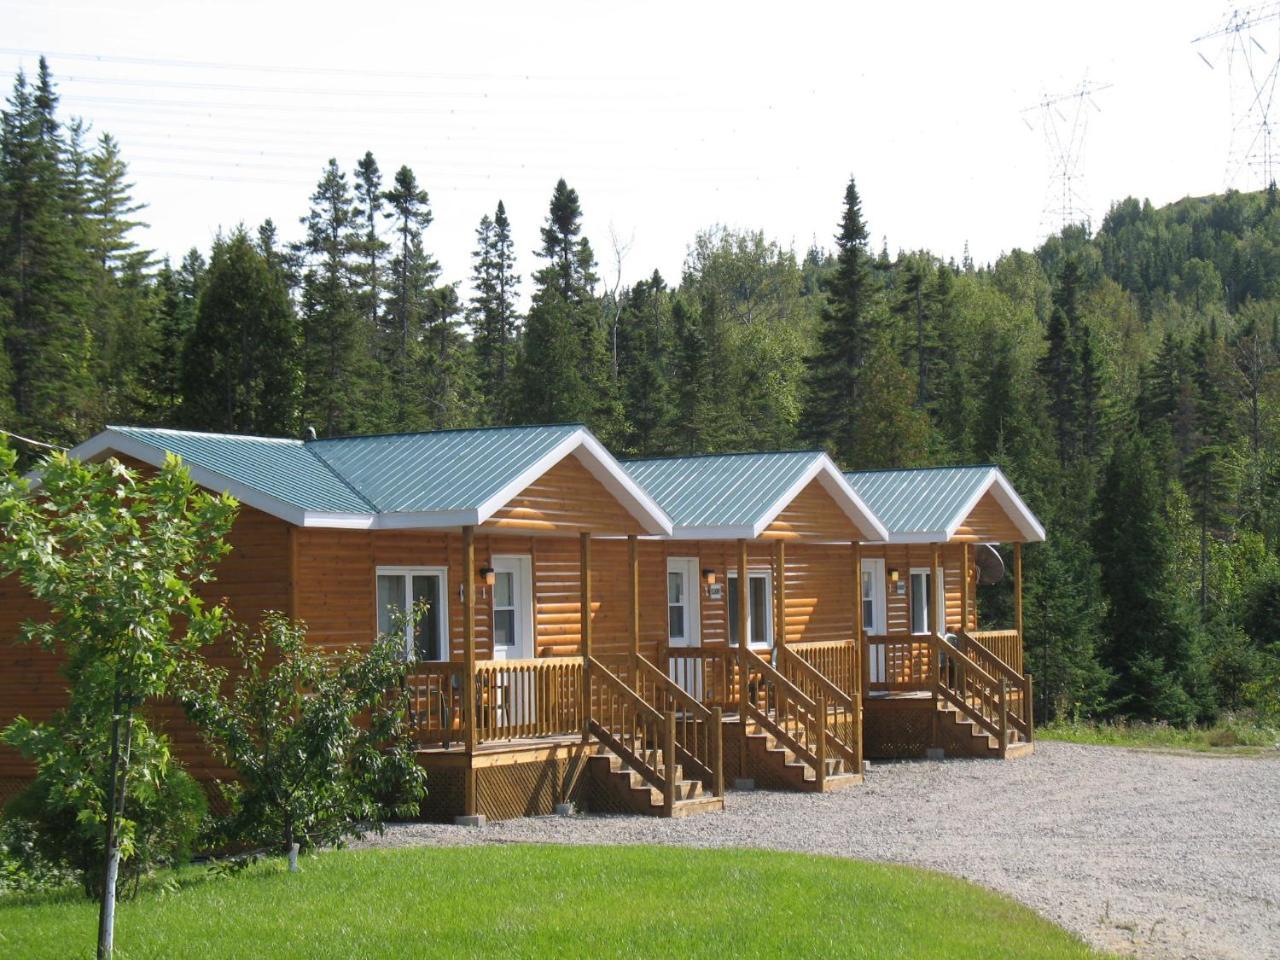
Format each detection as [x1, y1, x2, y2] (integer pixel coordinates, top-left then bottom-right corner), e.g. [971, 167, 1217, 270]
[491, 555, 533, 661]
[666, 557, 702, 698]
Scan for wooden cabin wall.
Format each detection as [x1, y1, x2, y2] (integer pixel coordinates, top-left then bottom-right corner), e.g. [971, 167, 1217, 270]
[0, 501, 293, 784]
[859, 543, 973, 635]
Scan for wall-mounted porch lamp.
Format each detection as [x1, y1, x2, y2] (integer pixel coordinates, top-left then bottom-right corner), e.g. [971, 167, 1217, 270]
[479, 565, 496, 586]
[701, 568, 717, 586]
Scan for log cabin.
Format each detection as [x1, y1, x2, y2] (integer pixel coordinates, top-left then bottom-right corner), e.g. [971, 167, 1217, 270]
[843, 465, 1046, 760]
[0, 426, 1044, 823]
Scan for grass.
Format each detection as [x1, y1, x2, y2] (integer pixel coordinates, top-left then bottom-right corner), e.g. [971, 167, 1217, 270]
[0, 843, 1114, 960]
[1039, 715, 1280, 754]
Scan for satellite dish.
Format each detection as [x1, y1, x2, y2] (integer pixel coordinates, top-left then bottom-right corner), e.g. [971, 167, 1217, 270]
[974, 544, 1005, 585]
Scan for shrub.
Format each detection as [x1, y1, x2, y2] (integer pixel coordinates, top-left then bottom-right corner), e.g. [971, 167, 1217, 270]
[2, 714, 207, 898]
[176, 613, 427, 864]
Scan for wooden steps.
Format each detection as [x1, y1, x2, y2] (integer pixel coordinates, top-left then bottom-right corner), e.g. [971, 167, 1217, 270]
[936, 700, 1034, 759]
[742, 721, 863, 792]
[586, 747, 724, 817]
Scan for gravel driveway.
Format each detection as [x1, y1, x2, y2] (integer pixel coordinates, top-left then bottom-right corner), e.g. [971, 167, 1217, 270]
[360, 742, 1280, 959]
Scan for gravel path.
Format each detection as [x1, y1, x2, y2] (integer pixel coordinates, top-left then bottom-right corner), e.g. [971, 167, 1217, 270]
[358, 742, 1280, 959]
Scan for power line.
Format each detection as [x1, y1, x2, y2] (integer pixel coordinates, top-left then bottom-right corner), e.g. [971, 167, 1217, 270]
[0, 428, 68, 452]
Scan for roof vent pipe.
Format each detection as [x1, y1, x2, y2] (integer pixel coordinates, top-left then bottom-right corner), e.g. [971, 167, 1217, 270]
[305, 426, 317, 441]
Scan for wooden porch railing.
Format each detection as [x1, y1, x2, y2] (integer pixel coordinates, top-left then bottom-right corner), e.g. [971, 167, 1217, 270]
[405, 657, 585, 747]
[776, 645, 860, 770]
[661, 645, 739, 713]
[587, 656, 682, 813]
[931, 634, 1029, 751]
[866, 636, 933, 691]
[789, 640, 856, 697]
[965, 628, 1023, 675]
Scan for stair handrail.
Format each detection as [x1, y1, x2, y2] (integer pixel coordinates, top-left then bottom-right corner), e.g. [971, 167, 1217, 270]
[741, 648, 829, 784]
[586, 656, 672, 797]
[631, 654, 724, 795]
[930, 634, 1026, 743]
[775, 646, 859, 767]
[953, 631, 1031, 740]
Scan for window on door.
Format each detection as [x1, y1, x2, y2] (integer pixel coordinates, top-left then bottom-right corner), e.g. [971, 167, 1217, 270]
[376, 567, 448, 661]
[909, 568, 933, 635]
[490, 555, 533, 660]
[493, 568, 516, 651]
[666, 557, 700, 647]
[727, 572, 772, 648]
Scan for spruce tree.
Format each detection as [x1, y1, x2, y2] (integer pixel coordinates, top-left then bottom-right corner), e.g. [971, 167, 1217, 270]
[147, 250, 204, 424]
[295, 159, 368, 436]
[180, 227, 300, 435]
[351, 151, 388, 336]
[468, 200, 520, 422]
[615, 271, 677, 455]
[799, 177, 879, 464]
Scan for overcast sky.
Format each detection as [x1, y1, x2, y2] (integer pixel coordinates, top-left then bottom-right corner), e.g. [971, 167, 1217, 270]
[1, 1, 1264, 294]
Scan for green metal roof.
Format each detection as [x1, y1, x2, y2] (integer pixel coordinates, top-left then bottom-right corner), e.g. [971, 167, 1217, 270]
[843, 465, 998, 536]
[624, 450, 840, 532]
[110, 426, 372, 513]
[88, 424, 651, 528]
[308, 424, 583, 512]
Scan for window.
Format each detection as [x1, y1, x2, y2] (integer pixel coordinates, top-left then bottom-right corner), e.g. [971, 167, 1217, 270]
[668, 571, 686, 641]
[860, 558, 885, 636]
[909, 568, 933, 636]
[727, 571, 772, 648]
[493, 569, 516, 650]
[376, 567, 448, 661]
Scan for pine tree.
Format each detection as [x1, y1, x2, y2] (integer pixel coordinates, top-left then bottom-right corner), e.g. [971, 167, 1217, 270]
[147, 249, 204, 424]
[295, 159, 368, 436]
[180, 228, 299, 435]
[468, 200, 520, 422]
[1094, 434, 1209, 722]
[799, 177, 879, 464]
[844, 330, 931, 469]
[0, 59, 94, 444]
[514, 179, 613, 431]
[615, 271, 677, 455]
[351, 151, 388, 336]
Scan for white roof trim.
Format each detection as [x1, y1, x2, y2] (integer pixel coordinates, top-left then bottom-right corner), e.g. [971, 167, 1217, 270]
[750, 455, 889, 542]
[473, 428, 673, 535]
[67, 429, 311, 527]
[943, 468, 1045, 543]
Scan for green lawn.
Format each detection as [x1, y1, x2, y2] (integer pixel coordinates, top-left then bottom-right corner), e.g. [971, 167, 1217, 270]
[1039, 716, 1279, 754]
[0, 843, 1111, 960]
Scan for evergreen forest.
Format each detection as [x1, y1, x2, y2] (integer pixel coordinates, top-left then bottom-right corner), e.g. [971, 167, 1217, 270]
[3, 59, 1279, 726]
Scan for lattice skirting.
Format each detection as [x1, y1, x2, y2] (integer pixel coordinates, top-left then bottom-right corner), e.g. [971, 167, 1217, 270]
[863, 700, 933, 759]
[0, 776, 29, 811]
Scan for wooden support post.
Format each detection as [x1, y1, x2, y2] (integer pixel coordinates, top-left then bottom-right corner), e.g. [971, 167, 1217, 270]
[580, 533, 593, 740]
[773, 540, 786, 652]
[815, 694, 827, 792]
[960, 543, 971, 633]
[999, 679, 1009, 759]
[462, 525, 477, 817]
[737, 538, 749, 716]
[663, 710, 677, 816]
[711, 706, 724, 798]
[851, 541, 864, 772]
[1013, 541, 1024, 659]
[628, 535, 640, 666]
[1024, 673, 1035, 741]
[931, 542, 942, 634]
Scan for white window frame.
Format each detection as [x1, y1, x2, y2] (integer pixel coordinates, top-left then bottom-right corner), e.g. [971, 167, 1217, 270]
[727, 569, 773, 650]
[909, 566, 944, 636]
[375, 565, 450, 662]
[666, 557, 701, 648]
[860, 558, 886, 637]
[491, 555, 534, 661]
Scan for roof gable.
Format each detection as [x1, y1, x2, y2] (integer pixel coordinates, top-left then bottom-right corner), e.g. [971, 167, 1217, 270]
[844, 465, 1045, 543]
[624, 451, 886, 541]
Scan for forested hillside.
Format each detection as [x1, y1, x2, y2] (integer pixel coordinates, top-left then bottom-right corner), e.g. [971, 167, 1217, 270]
[2, 60, 1278, 725]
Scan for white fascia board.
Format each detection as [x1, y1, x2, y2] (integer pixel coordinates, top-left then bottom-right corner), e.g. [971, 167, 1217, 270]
[370, 509, 480, 530]
[750, 455, 890, 542]
[473, 428, 673, 535]
[667, 524, 758, 540]
[65, 429, 311, 527]
[943, 468, 1046, 544]
[882, 530, 952, 544]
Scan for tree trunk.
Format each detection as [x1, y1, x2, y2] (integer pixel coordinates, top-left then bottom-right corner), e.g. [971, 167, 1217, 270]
[97, 687, 132, 960]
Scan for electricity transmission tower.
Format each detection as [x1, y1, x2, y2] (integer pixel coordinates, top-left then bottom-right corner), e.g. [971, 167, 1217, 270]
[1022, 77, 1112, 236]
[1194, 3, 1280, 190]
